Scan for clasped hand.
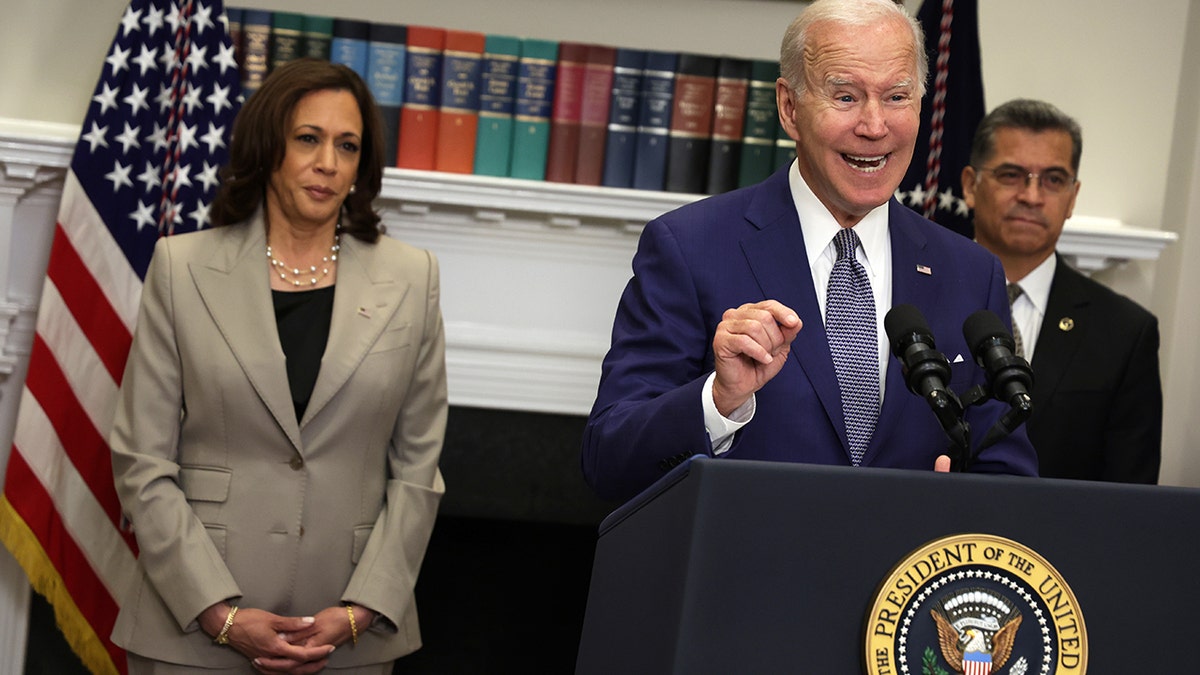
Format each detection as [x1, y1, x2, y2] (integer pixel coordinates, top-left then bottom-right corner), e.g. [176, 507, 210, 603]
[202, 602, 373, 674]
[711, 300, 802, 416]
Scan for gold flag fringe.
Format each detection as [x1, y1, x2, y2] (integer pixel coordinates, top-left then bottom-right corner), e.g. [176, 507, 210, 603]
[0, 495, 120, 675]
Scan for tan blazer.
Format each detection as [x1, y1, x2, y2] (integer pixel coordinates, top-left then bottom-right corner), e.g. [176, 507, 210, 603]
[109, 213, 447, 669]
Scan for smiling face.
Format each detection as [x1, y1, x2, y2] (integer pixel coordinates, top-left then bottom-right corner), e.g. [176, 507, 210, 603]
[777, 15, 920, 227]
[962, 126, 1080, 276]
[266, 88, 362, 232]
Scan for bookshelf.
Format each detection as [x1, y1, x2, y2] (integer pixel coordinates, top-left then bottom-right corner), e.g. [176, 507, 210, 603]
[0, 119, 1178, 417]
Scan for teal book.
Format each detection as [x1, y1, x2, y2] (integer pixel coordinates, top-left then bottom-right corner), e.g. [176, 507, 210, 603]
[509, 38, 558, 180]
[737, 59, 780, 187]
[474, 35, 522, 177]
[268, 11, 304, 72]
[301, 15, 334, 60]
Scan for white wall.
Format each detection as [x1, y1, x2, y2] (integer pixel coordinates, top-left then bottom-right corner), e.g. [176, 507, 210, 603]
[1, 0, 1197, 487]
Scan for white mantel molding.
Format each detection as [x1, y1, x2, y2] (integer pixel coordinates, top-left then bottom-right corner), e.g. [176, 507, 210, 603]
[0, 118, 1178, 416]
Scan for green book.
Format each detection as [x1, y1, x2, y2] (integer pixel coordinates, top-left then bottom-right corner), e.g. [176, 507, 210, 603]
[773, 112, 796, 173]
[302, 15, 335, 61]
[269, 12, 305, 72]
[509, 38, 558, 180]
[738, 59, 781, 187]
[474, 35, 522, 177]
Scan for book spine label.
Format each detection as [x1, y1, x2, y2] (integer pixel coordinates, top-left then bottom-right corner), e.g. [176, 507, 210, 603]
[510, 55, 557, 180]
[475, 52, 520, 176]
[670, 74, 716, 139]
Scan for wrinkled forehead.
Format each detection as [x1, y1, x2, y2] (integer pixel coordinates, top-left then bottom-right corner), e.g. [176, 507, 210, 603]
[802, 17, 919, 88]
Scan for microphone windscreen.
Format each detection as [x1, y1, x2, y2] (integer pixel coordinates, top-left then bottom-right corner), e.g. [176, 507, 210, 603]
[962, 309, 1008, 354]
[884, 303, 932, 343]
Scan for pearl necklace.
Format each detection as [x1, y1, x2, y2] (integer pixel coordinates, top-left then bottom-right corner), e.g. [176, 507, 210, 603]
[267, 227, 341, 287]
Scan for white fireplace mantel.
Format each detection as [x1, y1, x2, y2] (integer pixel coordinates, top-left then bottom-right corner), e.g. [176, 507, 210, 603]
[0, 119, 1179, 417]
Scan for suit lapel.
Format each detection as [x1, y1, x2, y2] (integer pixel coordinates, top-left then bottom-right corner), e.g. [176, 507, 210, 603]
[861, 202, 940, 465]
[301, 236, 409, 429]
[740, 172, 848, 451]
[1031, 257, 1089, 405]
[188, 215, 302, 451]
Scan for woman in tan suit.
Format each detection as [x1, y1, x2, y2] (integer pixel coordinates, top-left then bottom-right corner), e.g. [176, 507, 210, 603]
[108, 58, 447, 673]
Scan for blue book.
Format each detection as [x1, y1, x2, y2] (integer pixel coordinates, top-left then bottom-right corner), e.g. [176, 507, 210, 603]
[631, 50, 677, 191]
[365, 22, 407, 167]
[330, 19, 371, 79]
[601, 49, 647, 189]
[474, 35, 522, 177]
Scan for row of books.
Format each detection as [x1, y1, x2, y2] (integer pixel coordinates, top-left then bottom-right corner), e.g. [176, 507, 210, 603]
[227, 9, 797, 195]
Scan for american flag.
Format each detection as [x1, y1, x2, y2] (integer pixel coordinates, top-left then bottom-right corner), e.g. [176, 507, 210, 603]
[0, 2, 239, 672]
[897, 0, 984, 239]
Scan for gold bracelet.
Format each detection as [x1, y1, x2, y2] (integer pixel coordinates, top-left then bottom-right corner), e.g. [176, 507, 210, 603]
[346, 605, 358, 645]
[214, 605, 238, 645]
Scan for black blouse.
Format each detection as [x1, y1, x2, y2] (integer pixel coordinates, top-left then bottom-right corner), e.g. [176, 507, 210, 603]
[272, 285, 335, 422]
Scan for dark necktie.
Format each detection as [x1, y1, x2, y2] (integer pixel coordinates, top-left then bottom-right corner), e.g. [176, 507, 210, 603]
[1007, 283, 1026, 359]
[826, 228, 879, 465]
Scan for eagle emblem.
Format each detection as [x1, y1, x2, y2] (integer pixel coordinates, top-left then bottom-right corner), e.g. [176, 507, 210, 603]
[930, 588, 1022, 675]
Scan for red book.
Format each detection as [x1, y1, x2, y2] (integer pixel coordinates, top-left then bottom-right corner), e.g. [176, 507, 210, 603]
[397, 26, 446, 170]
[544, 42, 590, 183]
[664, 53, 718, 194]
[573, 45, 617, 186]
[434, 29, 487, 173]
[705, 57, 752, 194]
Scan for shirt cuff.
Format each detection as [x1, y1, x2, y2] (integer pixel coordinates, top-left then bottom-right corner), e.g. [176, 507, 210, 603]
[702, 371, 754, 455]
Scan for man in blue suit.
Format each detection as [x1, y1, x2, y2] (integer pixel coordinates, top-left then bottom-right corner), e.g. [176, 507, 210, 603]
[582, 0, 1038, 502]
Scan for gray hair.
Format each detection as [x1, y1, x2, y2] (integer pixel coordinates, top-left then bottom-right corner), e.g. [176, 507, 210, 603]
[779, 0, 927, 98]
[969, 98, 1083, 173]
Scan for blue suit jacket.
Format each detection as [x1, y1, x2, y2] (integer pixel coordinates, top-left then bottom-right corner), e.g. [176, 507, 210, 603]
[582, 167, 1039, 502]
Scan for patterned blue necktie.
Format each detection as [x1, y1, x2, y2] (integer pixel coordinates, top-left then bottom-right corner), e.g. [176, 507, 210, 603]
[826, 227, 879, 465]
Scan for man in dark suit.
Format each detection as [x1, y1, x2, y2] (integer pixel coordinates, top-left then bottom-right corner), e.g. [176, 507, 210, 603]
[961, 98, 1162, 483]
[581, 0, 1038, 503]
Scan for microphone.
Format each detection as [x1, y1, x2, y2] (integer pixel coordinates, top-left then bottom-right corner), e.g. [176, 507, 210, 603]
[884, 304, 969, 461]
[962, 309, 1034, 450]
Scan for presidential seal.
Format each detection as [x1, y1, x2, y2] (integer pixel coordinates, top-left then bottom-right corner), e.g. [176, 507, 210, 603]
[865, 534, 1086, 675]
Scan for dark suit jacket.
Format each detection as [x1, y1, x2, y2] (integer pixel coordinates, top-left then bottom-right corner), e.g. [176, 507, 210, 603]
[1026, 256, 1161, 482]
[582, 167, 1038, 502]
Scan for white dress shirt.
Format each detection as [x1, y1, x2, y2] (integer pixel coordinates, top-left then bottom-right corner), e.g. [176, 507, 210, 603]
[704, 161, 893, 453]
[1008, 254, 1056, 362]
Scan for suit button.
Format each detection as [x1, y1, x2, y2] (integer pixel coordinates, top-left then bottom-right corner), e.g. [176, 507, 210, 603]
[289, 456, 304, 471]
[299, 526, 305, 537]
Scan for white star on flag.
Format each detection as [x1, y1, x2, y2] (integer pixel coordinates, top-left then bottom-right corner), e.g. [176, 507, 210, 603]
[0, 4, 241, 675]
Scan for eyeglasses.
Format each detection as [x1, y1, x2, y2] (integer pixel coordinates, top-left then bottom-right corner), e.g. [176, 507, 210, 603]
[974, 164, 1077, 194]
